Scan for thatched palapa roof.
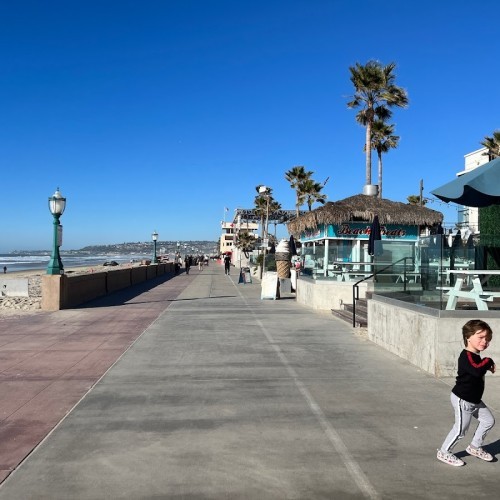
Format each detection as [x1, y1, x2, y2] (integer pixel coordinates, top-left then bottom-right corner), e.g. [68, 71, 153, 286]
[287, 194, 444, 236]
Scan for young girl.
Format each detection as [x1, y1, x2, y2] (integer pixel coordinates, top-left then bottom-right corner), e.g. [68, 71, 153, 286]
[437, 319, 496, 466]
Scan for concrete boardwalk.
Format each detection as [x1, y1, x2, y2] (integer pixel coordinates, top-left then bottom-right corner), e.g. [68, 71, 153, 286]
[1, 265, 500, 499]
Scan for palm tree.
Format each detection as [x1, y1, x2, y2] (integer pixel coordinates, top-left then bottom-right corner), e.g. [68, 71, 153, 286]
[370, 120, 400, 199]
[347, 61, 408, 188]
[298, 179, 327, 211]
[235, 231, 255, 258]
[481, 131, 500, 160]
[285, 166, 313, 217]
[268, 198, 282, 237]
[254, 186, 281, 278]
[254, 186, 280, 241]
[254, 188, 268, 242]
[407, 194, 427, 206]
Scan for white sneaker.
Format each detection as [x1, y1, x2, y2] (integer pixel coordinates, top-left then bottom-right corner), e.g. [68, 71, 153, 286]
[437, 449, 465, 466]
[466, 445, 493, 462]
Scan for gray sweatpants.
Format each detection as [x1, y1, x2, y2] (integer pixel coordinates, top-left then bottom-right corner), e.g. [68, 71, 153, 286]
[441, 392, 495, 452]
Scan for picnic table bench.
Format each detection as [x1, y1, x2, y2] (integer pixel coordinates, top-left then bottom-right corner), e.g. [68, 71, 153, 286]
[441, 270, 500, 310]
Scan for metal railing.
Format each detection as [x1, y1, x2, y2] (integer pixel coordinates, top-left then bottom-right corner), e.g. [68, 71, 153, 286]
[351, 257, 414, 327]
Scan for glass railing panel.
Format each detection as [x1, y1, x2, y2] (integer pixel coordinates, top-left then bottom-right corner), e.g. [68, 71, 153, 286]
[373, 234, 500, 311]
[297, 234, 500, 311]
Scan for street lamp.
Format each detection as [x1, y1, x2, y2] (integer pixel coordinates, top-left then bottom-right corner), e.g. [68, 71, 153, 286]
[46, 187, 66, 275]
[152, 231, 158, 263]
[259, 185, 270, 279]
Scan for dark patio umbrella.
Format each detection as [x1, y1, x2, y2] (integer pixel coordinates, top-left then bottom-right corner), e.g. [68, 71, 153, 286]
[467, 233, 475, 249]
[449, 230, 462, 286]
[368, 215, 383, 257]
[429, 223, 445, 248]
[289, 235, 298, 256]
[431, 157, 500, 207]
[451, 230, 462, 250]
[464, 232, 475, 262]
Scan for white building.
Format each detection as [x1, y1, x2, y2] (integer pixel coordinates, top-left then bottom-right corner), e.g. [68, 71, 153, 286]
[219, 207, 297, 269]
[219, 218, 259, 263]
[219, 221, 237, 255]
[456, 147, 489, 232]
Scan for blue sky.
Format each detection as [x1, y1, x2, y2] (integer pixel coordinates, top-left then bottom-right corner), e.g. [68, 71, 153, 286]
[1, 0, 499, 252]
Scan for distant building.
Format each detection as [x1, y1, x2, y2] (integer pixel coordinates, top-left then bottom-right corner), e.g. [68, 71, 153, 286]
[219, 208, 297, 269]
[456, 147, 488, 232]
[219, 218, 259, 258]
[220, 221, 236, 254]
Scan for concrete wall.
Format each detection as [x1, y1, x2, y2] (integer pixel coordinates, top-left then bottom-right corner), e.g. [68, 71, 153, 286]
[0, 278, 29, 297]
[64, 272, 108, 308]
[42, 263, 175, 311]
[296, 276, 370, 311]
[107, 268, 132, 293]
[41, 275, 63, 311]
[368, 295, 500, 376]
[131, 266, 148, 284]
[146, 265, 157, 280]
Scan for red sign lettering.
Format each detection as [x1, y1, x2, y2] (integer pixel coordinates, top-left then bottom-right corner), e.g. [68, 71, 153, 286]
[337, 224, 406, 238]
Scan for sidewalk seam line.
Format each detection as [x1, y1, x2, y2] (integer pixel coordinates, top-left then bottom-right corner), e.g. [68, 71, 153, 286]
[231, 275, 380, 500]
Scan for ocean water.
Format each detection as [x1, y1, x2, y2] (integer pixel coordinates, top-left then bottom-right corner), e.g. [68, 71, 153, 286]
[0, 253, 152, 273]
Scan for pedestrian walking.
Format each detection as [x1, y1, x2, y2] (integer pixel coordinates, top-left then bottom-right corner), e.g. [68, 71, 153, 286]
[437, 319, 496, 466]
[224, 253, 231, 275]
[184, 255, 191, 275]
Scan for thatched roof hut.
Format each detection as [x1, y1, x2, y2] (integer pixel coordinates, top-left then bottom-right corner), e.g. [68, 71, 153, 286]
[287, 194, 444, 236]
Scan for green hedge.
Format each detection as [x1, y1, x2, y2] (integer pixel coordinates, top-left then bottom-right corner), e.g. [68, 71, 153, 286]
[479, 205, 500, 285]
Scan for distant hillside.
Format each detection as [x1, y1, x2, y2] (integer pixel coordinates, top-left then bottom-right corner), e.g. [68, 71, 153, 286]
[79, 241, 217, 254]
[12, 241, 218, 255]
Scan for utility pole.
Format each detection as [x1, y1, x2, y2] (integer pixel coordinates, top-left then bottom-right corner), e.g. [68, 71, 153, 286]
[419, 179, 424, 207]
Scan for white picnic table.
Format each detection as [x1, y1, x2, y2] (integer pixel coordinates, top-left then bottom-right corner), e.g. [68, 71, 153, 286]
[442, 270, 500, 310]
[429, 261, 471, 285]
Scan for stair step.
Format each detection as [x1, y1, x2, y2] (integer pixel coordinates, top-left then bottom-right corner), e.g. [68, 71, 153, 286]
[344, 303, 367, 314]
[331, 309, 367, 327]
[331, 298, 368, 328]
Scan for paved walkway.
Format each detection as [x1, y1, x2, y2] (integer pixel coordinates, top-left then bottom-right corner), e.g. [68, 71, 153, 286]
[1, 264, 500, 499]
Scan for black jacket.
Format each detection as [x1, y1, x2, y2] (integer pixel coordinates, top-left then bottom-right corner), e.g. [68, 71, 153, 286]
[452, 349, 494, 404]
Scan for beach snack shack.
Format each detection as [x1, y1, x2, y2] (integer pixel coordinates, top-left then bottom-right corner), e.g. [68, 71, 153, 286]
[287, 194, 443, 285]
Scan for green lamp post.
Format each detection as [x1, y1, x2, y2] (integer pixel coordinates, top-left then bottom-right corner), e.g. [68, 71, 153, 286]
[46, 187, 66, 275]
[152, 231, 159, 264]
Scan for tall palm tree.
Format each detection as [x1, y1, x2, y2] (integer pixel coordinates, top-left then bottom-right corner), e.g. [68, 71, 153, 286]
[347, 60, 408, 188]
[298, 179, 327, 211]
[254, 186, 280, 241]
[370, 120, 400, 199]
[285, 166, 313, 217]
[268, 198, 282, 237]
[235, 231, 255, 258]
[254, 187, 268, 242]
[481, 131, 500, 160]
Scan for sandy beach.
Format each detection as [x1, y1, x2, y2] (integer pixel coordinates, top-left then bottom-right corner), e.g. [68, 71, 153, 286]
[0, 263, 141, 317]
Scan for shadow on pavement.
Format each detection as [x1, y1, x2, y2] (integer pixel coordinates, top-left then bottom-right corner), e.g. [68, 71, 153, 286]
[75, 272, 178, 309]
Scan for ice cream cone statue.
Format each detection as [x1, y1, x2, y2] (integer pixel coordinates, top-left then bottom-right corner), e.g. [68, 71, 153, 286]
[275, 239, 291, 279]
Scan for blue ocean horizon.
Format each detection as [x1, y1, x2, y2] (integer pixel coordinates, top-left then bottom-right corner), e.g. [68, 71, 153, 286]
[0, 252, 154, 273]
